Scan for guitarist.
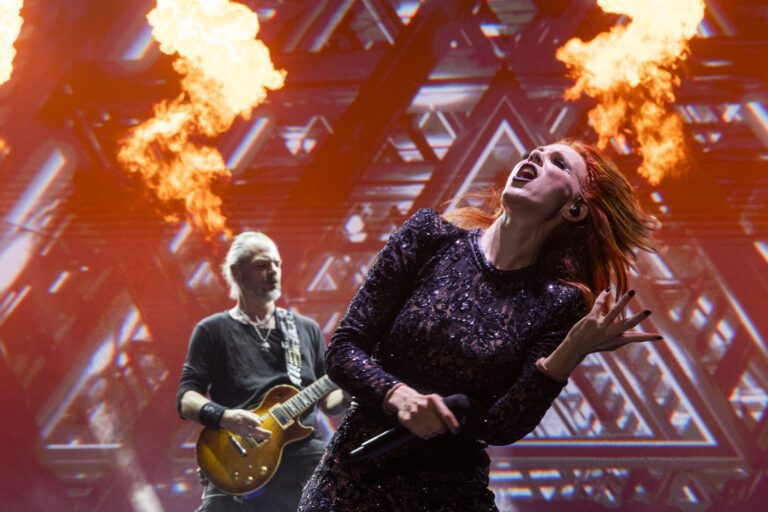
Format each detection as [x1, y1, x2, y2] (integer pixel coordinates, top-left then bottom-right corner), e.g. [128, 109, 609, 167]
[176, 231, 346, 512]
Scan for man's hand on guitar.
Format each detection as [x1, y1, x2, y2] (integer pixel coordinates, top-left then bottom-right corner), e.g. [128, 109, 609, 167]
[220, 409, 272, 440]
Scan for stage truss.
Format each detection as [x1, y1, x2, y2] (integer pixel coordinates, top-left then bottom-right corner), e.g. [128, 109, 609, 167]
[0, 0, 767, 510]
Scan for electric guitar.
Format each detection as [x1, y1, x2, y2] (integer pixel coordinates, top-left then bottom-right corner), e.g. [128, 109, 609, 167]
[196, 375, 338, 495]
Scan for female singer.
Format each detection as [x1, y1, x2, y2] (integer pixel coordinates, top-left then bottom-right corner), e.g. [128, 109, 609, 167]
[299, 139, 660, 511]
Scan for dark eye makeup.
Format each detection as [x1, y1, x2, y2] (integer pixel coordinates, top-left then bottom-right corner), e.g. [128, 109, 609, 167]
[552, 154, 570, 172]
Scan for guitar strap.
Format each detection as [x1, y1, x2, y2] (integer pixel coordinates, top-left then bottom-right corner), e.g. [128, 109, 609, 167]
[275, 307, 303, 387]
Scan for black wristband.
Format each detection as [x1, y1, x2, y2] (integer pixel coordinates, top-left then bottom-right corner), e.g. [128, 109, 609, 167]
[199, 402, 227, 430]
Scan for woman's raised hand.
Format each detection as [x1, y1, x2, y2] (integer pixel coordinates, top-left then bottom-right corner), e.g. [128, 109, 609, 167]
[383, 384, 460, 439]
[539, 288, 662, 381]
[570, 288, 662, 353]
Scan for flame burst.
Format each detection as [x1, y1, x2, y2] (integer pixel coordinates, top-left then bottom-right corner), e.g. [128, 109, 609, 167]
[556, 0, 704, 184]
[0, 0, 23, 156]
[118, 0, 285, 236]
[0, 0, 23, 86]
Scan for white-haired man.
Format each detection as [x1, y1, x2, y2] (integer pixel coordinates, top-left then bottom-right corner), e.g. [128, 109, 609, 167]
[177, 232, 345, 511]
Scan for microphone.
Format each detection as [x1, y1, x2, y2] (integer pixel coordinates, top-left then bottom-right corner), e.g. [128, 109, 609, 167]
[349, 394, 473, 463]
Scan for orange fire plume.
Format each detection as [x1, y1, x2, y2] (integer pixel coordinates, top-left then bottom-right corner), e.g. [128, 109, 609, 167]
[0, 0, 23, 86]
[0, 0, 23, 154]
[118, 0, 285, 236]
[556, 0, 704, 185]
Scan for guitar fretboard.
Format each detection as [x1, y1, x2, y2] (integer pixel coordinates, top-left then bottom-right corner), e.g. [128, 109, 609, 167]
[272, 376, 337, 426]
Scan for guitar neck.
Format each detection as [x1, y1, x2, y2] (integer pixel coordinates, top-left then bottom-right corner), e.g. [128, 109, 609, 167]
[275, 375, 338, 420]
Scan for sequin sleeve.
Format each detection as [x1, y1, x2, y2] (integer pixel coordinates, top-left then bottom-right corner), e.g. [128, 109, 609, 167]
[326, 209, 458, 410]
[477, 286, 586, 445]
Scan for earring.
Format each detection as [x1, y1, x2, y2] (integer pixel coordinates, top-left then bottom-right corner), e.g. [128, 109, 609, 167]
[569, 196, 584, 218]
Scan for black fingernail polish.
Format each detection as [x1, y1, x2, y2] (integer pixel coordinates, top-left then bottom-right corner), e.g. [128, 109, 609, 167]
[644, 309, 652, 316]
[604, 288, 610, 293]
[655, 336, 663, 340]
[628, 289, 635, 297]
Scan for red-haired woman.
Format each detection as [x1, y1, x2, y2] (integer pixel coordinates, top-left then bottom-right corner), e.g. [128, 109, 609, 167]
[299, 140, 660, 511]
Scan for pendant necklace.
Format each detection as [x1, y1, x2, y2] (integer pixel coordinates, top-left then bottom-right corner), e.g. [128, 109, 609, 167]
[252, 309, 275, 351]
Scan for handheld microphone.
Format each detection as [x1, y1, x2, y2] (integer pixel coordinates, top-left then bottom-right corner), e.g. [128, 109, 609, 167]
[349, 394, 472, 463]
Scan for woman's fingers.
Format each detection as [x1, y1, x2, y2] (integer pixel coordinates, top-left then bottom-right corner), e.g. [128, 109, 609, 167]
[602, 289, 635, 325]
[409, 409, 446, 439]
[429, 394, 459, 434]
[590, 288, 612, 316]
[618, 331, 663, 343]
[615, 308, 653, 333]
[594, 331, 664, 352]
[570, 286, 664, 356]
[398, 394, 459, 439]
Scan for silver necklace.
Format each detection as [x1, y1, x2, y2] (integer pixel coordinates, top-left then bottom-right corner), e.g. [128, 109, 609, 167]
[252, 309, 275, 349]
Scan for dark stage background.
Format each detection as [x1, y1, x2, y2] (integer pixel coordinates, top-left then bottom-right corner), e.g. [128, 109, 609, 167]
[1, 1, 767, 511]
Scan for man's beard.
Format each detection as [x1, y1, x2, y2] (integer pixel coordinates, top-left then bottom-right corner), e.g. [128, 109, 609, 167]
[241, 283, 281, 303]
[262, 288, 281, 302]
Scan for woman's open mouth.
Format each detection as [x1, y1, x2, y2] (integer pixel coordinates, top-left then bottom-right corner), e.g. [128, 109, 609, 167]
[513, 163, 538, 182]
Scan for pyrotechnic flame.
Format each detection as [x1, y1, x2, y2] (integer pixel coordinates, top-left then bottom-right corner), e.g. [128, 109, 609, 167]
[0, 0, 23, 86]
[0, 0, 24, 159]
[118, 0, 285, 236]
[556, 0, 704, 184]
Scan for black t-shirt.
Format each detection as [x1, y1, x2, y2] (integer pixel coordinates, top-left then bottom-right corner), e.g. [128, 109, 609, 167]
[177, 311, 328, 455]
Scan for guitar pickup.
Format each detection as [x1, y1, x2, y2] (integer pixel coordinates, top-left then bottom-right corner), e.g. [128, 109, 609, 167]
[228, 435, 248, 457]
[245, 435, 268, 448]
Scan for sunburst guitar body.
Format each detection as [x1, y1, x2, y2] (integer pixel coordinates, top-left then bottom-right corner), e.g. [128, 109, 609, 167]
[196, 375, 337, 496]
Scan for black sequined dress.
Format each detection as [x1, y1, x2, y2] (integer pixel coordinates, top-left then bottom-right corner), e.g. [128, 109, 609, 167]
[299, 209, 586, 511]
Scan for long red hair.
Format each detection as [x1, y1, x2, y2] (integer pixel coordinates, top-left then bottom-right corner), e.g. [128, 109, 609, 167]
[444, 139, 657, 305]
